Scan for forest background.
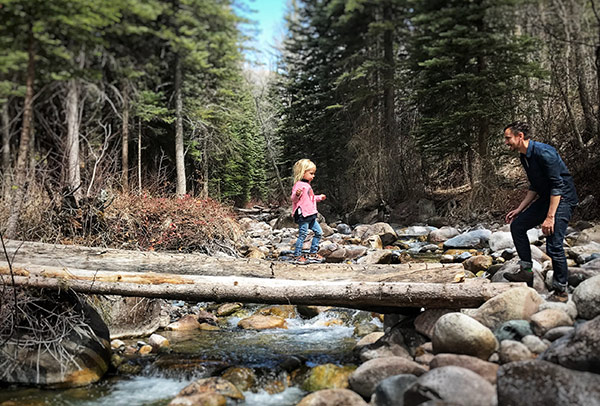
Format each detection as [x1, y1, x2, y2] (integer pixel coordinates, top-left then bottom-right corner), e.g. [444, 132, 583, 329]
[1, 0, 599, 250]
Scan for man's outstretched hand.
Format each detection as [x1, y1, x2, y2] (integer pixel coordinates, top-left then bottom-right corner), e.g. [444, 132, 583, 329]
[541, 216, 555, 235]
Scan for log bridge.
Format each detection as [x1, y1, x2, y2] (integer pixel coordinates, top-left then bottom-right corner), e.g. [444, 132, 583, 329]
[0, 240, 523, 312]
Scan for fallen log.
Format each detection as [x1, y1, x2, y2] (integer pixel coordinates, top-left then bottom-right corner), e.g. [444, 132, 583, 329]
[0, 263, 525, 311]
[1, 240, 468, 283]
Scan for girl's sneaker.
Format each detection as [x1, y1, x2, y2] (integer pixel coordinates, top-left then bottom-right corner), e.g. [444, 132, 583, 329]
[293, 255, 309, 265]
[308, 253, 325, 263]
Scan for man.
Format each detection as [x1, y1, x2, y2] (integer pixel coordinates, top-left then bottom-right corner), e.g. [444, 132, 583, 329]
[503, 122, 578, 302]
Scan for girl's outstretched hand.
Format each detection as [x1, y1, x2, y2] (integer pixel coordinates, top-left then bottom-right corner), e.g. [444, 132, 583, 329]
[320, 194, 326, 200]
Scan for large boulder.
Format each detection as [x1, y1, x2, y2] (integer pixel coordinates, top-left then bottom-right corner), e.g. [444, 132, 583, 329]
[348, 356, 427, 398]
[296, 389, 368, 406]
[443, 229, 491, 249]
[353, 223, 398, 246]
[471, 287, 543, 330]
[0, 290, 111, 388]
[428, 227, 459, 243]
[98, 296, 163, 339]
[432, 313, 498, 360]
[429, 353, 498, 384]
[403, 366, 497, 406]
[497, 360, 600, 406]
[539, 315, 600, 374]
[572, 274, 600, 319]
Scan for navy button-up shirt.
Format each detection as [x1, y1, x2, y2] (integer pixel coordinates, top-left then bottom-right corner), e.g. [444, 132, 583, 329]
[520, 141, 578, 206]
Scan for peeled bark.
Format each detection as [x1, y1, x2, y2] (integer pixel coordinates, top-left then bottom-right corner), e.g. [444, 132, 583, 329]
[1, 101, 10, 173]
[121, 84, 129, 192]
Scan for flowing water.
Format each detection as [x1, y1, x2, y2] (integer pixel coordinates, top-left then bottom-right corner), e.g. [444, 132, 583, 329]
[0, 306, 378, 406]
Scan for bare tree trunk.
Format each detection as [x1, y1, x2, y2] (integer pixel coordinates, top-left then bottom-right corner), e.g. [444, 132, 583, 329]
[121, 83, 129, 192]
[202, 133, 208, 198]
[5, 27, 35, 239]
[1, 101, 10, 173]
[383, 3, 395, 145]
[66, 79, 81, 201]
[174, 54, 186, 196]
[138, 116, 142, 194]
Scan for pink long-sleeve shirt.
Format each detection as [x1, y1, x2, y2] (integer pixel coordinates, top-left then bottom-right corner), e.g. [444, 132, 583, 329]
[291, 180, 324, 218]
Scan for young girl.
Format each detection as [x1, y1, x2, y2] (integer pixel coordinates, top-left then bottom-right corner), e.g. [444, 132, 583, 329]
[291, 159, 326, 263]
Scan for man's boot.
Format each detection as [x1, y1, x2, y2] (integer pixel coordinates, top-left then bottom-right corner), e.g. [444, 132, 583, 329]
[505, 268, 533, 287]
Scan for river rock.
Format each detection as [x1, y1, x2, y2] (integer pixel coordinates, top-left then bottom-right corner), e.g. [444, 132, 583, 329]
[497, 360, 600, 406]
[170, 377, 243, 405]
[0, 291, 111, 388]
[336, 223, 352, 235]
[396, 225, 434, 238]
[99, 296, 163, 339]
[353, 223, 398, 246]
[371, 374, 418, 406]
[258, 305, 296, 319]
[429, 353, 499, 384]
[403, 366, 497, 406]
[432, 313, 498, 360]
[428, 227, 459, 243]
[471, 286, 543, 330]
[530, 308, 573, 336]
[572, 274, 600, 319]
[296, 389, 368, 406]
[443, 229, 491, 249]
[348, 356, 427, 398]
[302, 363, 355, 391]
[237, 315, 286, 330]
[573, 225, 600, 245]
[356, 250, 393, 264]
[493, 320, 534, 342]
[568, 259, 600, 287]
[538, 299, 578, 320]
[216, 302, 243, 317]
[539, 315, 600, 373]
[498, 339, 534, 364]
[148, 334, 169, 351]
[354, 332, 385, 350]
[543, 326, 574, 341]
[221, 366, 256, 391]
[414, 309, 454, 339]
[521, 335, 548, 354]
[166, 314, 201, 331]
[462, 255, 493, 273]
[168, 393, 226, 406]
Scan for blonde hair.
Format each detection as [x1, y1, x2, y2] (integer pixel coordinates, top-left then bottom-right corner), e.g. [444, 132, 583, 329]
[293, 159, 316, 183]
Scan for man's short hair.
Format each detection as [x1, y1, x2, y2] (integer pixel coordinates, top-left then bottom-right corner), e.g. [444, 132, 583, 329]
[504, 121, 530, 139]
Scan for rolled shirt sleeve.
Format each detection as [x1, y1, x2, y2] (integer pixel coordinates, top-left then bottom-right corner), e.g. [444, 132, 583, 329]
[539, 149, 565, 196]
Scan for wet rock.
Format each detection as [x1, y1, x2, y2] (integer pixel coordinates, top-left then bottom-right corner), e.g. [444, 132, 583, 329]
[302, 363, 355, 391]
[296, 389, 368, 406]
[471, 287, 543, 330]
[530, 308, 573, 336]
[174, 377, 244, 401]
[237, 315, 287, 330]
[354, 322, 381, 337]
[539, 315, 600, 374]
[443, 229, 491, 249]
[168, 393, 226, 406]
[258, 305, 297, 319]
[111, 339, 126, 349]
[572, 274, 600, 319]
[493, 320, 534, 342]
[429, 354, 499, 384]
[414, 309, 454, 339]
[428, 227, 459, 243]
[221, 366, 256, 392]
[197, 310, 218, 325]
[371, 374, 418, 406]
[348, 356, 427, 398]
[216, 303, 241, 317]
[199, 323, 220, 331]
[147, 334, 169, 352]
[0, 292, 111, 388]
[166, 314, 201, 331]
[498, 340, 534, 364]
[403, 366, 497, 406]
[432, 313, 498, 360]
[497, 360, 600, 406]
[297, 305, 332, 319]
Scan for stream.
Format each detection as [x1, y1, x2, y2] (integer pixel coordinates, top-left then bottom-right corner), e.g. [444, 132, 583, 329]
[0, 305, 377, 406]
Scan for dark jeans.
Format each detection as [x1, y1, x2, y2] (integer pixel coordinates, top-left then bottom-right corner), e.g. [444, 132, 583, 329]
[510, 198, 574, 290]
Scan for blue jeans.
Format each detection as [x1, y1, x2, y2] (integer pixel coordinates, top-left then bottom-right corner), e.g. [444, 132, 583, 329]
[510, 198, 574, 290]
[294, 217, 323, 256]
